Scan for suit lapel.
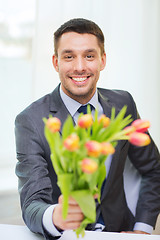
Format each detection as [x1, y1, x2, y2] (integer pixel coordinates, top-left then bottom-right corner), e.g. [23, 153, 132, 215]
[98, 89, 112, 118]
[49, 85, 72, 132]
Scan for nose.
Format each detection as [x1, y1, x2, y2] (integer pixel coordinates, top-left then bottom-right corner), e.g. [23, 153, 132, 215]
[73, 56, 86, 73]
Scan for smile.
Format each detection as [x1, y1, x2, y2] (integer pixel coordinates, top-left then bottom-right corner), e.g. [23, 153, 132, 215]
[71, 76, 89, 82]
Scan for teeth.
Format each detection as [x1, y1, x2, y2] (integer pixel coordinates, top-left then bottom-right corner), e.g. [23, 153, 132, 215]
[72, 77, 87, 82]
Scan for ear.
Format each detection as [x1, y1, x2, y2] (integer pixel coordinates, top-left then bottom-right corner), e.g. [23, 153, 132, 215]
[100, 53, 106, 71]
[52, 55, 59, 72]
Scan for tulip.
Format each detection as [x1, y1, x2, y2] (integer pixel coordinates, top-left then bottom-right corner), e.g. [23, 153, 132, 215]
[64, 133, 79, 151]
[101, 142, 115, 155]
[98, 114, 110, 128]
[46, 117, 61, 133]
[85, 140, 102, 157]
[131, 119, 150, 133]
[78, 114, 93, 128]
[123, 126, 136, 135]
[81, 158, 98, 174]
[129, 132, 151, 147]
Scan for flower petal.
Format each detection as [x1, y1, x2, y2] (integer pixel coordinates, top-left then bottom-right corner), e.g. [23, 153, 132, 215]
[131, 119, 150, 133]
[129, 132, 151, 146]
[46, 117, 61, 133]
[85, 141, 102, 157]
[81, 158, 98, 174]
[78, 114, 93, 128]
[64, 134, 79, 151]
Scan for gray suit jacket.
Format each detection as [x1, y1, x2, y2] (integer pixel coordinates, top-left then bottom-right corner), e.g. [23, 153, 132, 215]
[15, 85, 160, 239]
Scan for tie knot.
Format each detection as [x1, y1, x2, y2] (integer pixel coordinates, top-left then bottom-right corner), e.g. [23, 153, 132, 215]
[78, 104, 94, 114]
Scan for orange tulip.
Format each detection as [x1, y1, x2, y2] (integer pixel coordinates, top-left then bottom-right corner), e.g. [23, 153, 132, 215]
[46, 117, 61, 133]
[78, 114, 93, 128]
[129, 132, 151, 147]
[101, 142, 115, 155]
[81, 158, 98, 174]
[131, 119, 150, 133]
[64, 134, 79, 151]
[98, 114, 110, 128]
[85, 140, 102, 157]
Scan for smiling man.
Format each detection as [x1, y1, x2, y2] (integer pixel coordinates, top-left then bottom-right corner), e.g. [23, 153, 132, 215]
[15, 18, 160, 240]
[52, 31, 106, 104]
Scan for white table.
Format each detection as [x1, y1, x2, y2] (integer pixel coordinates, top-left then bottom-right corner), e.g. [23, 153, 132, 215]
[0, 224, 43, 240]
[0, 224, 159, 240]
[61, 230, 160, 240]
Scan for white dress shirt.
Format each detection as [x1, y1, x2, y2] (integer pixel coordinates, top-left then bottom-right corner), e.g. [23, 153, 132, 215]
[42, 85, 153, 236]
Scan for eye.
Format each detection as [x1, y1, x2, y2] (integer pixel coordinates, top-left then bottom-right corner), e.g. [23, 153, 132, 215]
[64, 55, 73, 60]
[65, 55, 72, 59]
[86, 55, 94, 60]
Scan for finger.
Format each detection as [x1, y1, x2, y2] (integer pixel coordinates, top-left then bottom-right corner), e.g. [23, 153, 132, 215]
[58, 195, 63, 204]
[67, 204, 83, 214]
[68, 196, 79, 205]
[60, 221, 82, 230]
[65, 212, 84, 222]
[53, 204, 84, 231]
[58, 195, 78, 205]
[57, 197, 84, 218]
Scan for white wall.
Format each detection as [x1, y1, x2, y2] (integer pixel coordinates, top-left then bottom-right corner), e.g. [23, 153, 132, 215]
[32, 0, 160, 148]
[0, 0, 36, 168]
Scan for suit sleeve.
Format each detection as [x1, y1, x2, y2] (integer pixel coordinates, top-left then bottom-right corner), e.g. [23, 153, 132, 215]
[127, 92, 160, 227]
[15, 111, 59, 239]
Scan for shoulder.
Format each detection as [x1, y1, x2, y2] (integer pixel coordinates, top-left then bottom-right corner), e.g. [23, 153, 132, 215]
[98, 87, 133, 100]
[16, 93, 51, 122]
[15, 85, 60, 122]
[97, 87, 138, 119]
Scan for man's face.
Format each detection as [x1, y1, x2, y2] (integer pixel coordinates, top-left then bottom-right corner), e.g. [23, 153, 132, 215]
[52, 32, 106, 104]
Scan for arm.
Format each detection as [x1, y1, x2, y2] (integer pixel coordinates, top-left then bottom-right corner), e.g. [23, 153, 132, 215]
[15, 111, 84, 238]
[126, 92, 160, 230]
[15, 111, 58, 238]
[128, 138, 160, 228]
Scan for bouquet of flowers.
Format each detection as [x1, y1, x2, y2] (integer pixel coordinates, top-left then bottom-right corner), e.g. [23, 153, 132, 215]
[43, 105, 150, 237]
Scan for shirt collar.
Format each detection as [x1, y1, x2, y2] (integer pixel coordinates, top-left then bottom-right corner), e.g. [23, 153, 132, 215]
[60, 85, 99, 117]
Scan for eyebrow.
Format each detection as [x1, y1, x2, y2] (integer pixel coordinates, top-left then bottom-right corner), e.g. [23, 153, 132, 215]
[61, 50, 73, 54]
[85, 49, 97, 53]
[61, 49, 97, 55]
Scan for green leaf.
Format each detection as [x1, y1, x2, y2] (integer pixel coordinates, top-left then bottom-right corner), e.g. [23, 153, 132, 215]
[84, 170, 99, 192]
[44, 127, 68, 173]
[87, 104, 92, 114]
[50, 152, 63, 175]
[111, 107, 116, 120]
[91, 109, 101, 138]
[74, 217, 91, 238]
[96, 105, 132, 142]
[58, 173, 73, 219]
[97, 162, 106, 202]
[62, 115, 74, 140]
[76, 127, 88, 141]
[44, 125, 55, 153]
[71, 190, 96, 222]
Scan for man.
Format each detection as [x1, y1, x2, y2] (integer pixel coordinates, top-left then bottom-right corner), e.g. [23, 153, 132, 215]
[15, 18, 160, 239]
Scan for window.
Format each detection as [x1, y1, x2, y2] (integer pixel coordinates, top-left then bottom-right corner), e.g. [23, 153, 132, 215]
[0, 0, 36, 189]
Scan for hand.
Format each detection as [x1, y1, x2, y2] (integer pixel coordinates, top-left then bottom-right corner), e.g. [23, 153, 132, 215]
[121, 230, 150, 234]
[52, 195, 84, 231]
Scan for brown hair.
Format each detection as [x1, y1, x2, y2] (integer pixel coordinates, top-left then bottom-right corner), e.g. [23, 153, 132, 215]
[54, 18, 105, 56]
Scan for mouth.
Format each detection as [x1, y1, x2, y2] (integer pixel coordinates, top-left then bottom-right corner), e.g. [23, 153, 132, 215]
[70, 76, 90, 83]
